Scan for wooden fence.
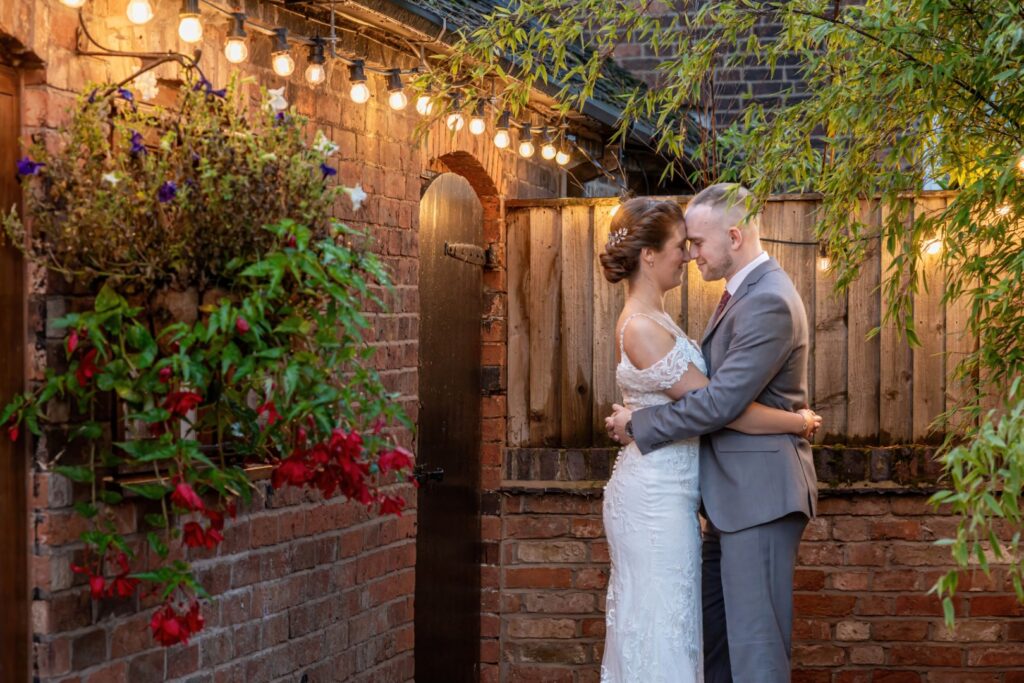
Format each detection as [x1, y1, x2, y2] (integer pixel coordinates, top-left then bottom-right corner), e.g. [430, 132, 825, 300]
[505, 192, 983, 449]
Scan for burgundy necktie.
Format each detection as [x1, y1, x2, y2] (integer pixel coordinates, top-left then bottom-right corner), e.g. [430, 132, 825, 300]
[712, 291, 732, 323]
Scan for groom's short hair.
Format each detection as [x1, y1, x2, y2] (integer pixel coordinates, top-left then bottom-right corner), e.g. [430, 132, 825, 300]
[686, 183, 761, 232]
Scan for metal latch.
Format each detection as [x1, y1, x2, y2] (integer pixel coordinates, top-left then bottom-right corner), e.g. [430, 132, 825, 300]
[413, 464, 446, 486]
[444, 242, 491, 267]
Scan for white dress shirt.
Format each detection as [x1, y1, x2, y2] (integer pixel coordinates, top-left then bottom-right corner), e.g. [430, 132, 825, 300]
[725, 251, 770, 295]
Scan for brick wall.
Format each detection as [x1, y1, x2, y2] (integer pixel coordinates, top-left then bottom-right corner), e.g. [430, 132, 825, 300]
[484, 446, 1024, 682]
[3, 2, 559, 682]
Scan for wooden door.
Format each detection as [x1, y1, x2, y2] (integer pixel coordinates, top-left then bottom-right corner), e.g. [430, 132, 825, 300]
[415, 173, 483, 682]
[0, 65, 28, 683]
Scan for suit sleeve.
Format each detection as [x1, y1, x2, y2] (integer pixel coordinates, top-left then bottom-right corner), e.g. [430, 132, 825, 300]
[631, 290, 796, 454]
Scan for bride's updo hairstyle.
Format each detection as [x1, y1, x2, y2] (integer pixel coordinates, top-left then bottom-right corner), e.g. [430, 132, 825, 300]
[599, 198, 685, 284]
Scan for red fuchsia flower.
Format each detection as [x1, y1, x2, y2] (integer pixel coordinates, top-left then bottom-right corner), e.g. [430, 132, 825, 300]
[184, 601, 204, 634]
[88, 574, 106, 599]
[372, 417, 386, 435]
[66, 329, 79, 355]
[182, 521, 223, 550]
[235, 317, 250, 334]
[170, 479, 204, 512]
[105, 553, 139, 599]
[158, 366, 173, 384]
[379, 494, 405, 516]
[271, 455, 314, 489]
[164, 390, 202, 418]
[6, 421, 18, 443]
[75, 348, 99, 387]
[285, 234, 297, 249]
[257, 400, 282, 429]
[377, 446, 414, 475]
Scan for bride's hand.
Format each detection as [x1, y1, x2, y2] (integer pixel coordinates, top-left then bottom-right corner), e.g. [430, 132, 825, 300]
[798, 408, 822, 440]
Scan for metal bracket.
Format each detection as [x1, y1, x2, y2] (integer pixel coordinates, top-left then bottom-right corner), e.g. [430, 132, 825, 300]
[444, 242, 492, 268]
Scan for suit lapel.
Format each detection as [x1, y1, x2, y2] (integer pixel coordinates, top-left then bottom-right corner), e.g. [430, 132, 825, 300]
[701, 258, 780, 346]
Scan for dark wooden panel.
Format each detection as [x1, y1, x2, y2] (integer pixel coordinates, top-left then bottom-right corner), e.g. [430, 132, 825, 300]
[414, 173, 483, 683]
[0, 65, 28, 683]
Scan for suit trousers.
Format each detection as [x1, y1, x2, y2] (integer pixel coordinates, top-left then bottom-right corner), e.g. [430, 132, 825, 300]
[702, 512, 808, 683]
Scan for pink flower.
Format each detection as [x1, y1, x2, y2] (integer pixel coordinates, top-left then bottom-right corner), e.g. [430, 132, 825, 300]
[88, 574, 106, 600]
[257, 401, 282, 429]
[379, 494, 405, 516]
[271, 456, 313, 489]
[75, 348, 99, 387]
[158, 367, 173, 384]
[6, 421, 18, 442]
[66, 329, 79, 355]
[163, 391, 202, 418]
[235, 317, 250, 334]
[377, 446, 413, 474]
[171, 480, 204, 512]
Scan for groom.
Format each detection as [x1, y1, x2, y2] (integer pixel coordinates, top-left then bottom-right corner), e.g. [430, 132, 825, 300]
[606, 183, 818, 682]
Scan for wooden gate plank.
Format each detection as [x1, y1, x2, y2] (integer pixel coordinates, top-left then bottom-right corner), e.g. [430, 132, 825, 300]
[592, 205, 624, 445]
[506, 208, 531, 447]
[813, 200, 848, 442]
[879, 200, 915, 443]
[912, 196, 947, 442]
[560, 205, 594, 446]
[846, 199, 882, 442]
[528, 208, 562, 446]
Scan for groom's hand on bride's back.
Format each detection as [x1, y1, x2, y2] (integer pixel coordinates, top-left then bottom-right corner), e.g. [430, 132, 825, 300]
[605, 404, 634, 445]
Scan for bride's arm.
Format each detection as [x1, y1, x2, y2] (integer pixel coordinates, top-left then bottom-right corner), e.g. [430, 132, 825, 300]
[663, 367, 820, 437]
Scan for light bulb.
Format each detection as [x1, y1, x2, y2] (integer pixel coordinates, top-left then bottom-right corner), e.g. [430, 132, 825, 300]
[924, 239, 942, 255]
[541, 142, 557, 160]
[61, 0, 86, 7]
[416, 95, 434, 116]
[1018, 155, 1024, 174]
[388, 90, 408, 111]
[446, 112, 464, 132]
[224, 38, 248, 64]
[350, 82, 370, 104]
[493, 129, 510, 149]
[272, 52, 295, 77]
[818, 256, 831, 271]
[178, 16, 203, 44]
[555, 149, 570, 165]
[126, 0, 153, 23]
[305, 63, 326, 85]
[469, 117, 486, 135]
[997, 203, 1011, 216]
[609, 205, 620, 217]
[518, 140, 535, 158]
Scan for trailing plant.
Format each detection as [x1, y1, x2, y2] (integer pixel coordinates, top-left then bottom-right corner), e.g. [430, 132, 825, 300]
[1, 73, 410, 646]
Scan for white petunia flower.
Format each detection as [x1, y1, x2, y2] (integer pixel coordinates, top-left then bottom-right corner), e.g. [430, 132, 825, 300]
[102, 172, 120, 186]
[344, 184, 367, 211]
[267, 87, 288, 113]
[134, 70, 159, 101]
[313, 132, 339, 157]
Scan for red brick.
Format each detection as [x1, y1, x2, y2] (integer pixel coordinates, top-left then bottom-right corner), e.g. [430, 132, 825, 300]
[967, 644, 1024, 666]
[507, 617, 577, 639]
[505, 516, 570, 538]
[871, 620, 930, 641]
[505, 567, 574, 589]
[794, 594, 857, 617]
[793, 643, 845, 666]
[970, 595, 1024, 617]
[888, 644, 963, 667]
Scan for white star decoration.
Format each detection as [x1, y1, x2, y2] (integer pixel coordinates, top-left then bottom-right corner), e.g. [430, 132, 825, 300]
[344, 184, 367, 211]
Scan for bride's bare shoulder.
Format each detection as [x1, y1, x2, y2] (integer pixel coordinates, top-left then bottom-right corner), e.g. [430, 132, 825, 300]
[617, 314, 677, 370]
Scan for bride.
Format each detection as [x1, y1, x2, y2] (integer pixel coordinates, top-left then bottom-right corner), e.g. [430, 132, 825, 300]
[597, 198, 820, 683]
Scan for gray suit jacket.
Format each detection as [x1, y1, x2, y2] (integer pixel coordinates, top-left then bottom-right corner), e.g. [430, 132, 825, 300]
[631, 257, 818, 532]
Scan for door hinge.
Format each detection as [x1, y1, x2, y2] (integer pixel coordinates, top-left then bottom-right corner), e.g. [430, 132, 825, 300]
[444, 242, 493, 268]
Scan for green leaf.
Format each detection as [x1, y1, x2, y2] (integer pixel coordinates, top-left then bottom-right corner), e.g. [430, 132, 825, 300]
[115, 437, 177, 462]
[54, 465, 94, 483]
[74, 501, 99, 518]
[121, 482, 170, 500]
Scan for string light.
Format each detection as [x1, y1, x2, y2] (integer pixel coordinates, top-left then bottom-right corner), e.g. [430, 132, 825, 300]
[305, 38, 327, 86]
[271, 28, 295, 77]
[1018, 154, 1024, 174]
[555, 135, 572, 166]
[178, 0, 203, 44]
[817, 244, 831, 271]
[416, 89, 435, 117]
[445, 95, 465, 131]
[924, 237, 942, 255]
[609, 204, 620, 217]
[518, 123, 535, 158]
[386, 70, 408, 110]
[493, 110, 511, 149]
[348, 60, 370, 103]
[126, 0, 154, 24]
[540, 127, 557, 160]
[223, 12, 248, 64]
[60, 0, 86, 7]
[997, 203, 1011, 216]
[469, 101, 487, 135]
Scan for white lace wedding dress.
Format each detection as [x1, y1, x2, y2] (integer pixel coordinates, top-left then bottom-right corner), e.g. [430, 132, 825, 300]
[601, 313, 705, 683]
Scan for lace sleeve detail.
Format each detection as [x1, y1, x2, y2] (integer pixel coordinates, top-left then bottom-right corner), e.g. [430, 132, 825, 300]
[618, 337, 706, 392]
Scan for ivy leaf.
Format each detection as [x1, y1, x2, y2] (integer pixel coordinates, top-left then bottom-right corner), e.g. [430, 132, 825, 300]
[121, 482, 170, 500]
[54, 465, 94, 483]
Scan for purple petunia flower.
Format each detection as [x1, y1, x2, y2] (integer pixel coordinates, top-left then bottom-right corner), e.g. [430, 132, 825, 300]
[320, 163, 337, 179]
[192, 76, 226, 99]
[87, 88, 99, 104]
[117, 88, 134, 102]
[130, 131, 146, 155]
[157, 181, 177, 203]
[16, 157, 45, 176]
